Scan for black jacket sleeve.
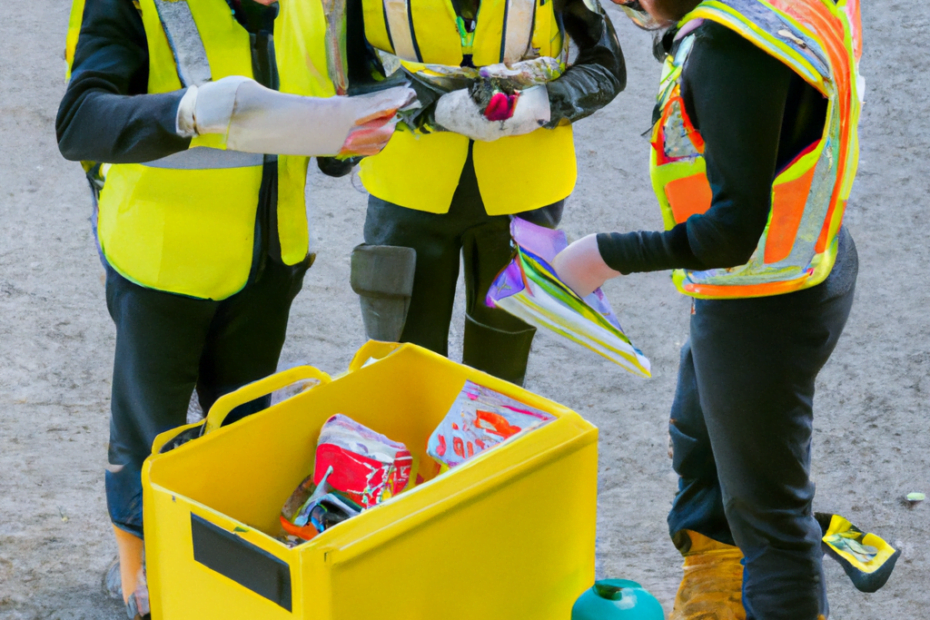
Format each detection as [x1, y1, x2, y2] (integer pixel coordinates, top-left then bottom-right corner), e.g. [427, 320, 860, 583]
[56, 0, 192, 164]
[596, 23, 793, 274]
[546, 0, 626, 126]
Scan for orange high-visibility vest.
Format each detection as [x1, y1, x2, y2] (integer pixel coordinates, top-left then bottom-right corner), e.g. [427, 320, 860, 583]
[650, 0, 863, 299]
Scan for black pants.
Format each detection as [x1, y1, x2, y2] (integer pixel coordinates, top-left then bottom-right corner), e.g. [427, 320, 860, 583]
[667, 230, 858, 620]
[363, 145, 563, 385]
[104, 258, 309, 537]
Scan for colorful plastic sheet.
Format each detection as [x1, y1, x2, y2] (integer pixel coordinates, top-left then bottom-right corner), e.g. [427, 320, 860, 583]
[427, 380, 555, 469]
[486, 217, 651, 378]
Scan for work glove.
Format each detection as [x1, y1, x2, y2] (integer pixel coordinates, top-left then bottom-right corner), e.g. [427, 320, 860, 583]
[434, 85, 550, 142]
[176, 76, 417, 157]
[551, 234, 621, 297]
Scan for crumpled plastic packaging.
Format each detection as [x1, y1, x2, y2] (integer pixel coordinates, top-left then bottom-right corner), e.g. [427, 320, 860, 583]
[313, 414, 412, 509]
[280, 466, 363, 543]
[427, 381, 554, 469]
[279, 415, 411, 545]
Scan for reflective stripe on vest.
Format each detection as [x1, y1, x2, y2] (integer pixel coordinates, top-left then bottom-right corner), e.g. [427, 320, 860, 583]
[358, 0, 576, 215]
[68, 0, 334, 299]
[142, 148, 265, 170]
[650, 0, 862, 299]
[366, 0, 541, 66]
[152, 0, 213, 87]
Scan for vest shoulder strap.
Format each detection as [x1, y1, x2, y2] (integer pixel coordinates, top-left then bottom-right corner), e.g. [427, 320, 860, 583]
[380, 0, 537, 65]
[383, 0, 422, 62]
[684, 0, 843, 95]
[500, 0, 536, 64]
[152, 0, 213, 86]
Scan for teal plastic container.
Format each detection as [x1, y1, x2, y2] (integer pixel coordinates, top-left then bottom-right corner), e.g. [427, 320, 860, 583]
[572, 579, 665, 620]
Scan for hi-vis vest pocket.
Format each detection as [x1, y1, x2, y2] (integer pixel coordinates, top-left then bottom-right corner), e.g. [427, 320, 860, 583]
[98, 163, 264, 300]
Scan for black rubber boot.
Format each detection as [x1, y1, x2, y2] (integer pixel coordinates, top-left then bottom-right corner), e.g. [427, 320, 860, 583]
[350, 244, 417, 342]
[462, 314, 536, 386]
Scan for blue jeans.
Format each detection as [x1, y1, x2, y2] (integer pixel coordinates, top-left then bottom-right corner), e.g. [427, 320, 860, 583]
[667, 230, 857, 620]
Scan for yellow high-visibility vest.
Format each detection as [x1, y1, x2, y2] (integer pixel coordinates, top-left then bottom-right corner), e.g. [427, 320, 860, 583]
[650, 0, 863, 299]
[65, 0, 335, 300]
[358, 0, 576, 215]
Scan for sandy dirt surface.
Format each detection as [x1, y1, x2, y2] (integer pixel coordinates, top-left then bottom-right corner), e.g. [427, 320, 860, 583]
[1, 1, 928, 618]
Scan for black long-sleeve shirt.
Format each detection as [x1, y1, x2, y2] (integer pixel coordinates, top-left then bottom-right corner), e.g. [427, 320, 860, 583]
[547, 0, 626, 125]
[597, 21, 839, 277]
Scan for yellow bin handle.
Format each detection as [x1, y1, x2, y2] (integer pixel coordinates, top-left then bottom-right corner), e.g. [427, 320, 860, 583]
[204, 365, 333, 434]
[153, 343, 395, 455]
[347, 340, 403, 373]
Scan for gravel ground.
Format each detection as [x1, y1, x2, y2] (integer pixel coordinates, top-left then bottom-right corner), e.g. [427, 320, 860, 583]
[1, 1, 927, 618]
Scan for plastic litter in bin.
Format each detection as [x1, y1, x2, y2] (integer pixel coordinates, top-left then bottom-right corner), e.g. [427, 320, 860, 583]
[287, 468, 363, 531]
[314, 414, 413, 508]
[281, 466, 334, 543]
[279, 416, 412, 545]
[427, 381, 555, 469]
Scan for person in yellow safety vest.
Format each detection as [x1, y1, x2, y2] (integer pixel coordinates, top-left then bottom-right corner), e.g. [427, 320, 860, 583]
[56, 0, 413, 617]
[348, 0, 627, 386]
[552, 0, 870, 618]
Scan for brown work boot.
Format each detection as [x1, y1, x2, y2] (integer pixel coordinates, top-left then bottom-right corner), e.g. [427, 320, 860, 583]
[669, 530, 746, 620]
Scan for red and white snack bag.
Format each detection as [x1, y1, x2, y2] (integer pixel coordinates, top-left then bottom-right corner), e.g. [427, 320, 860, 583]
[313, 414, 412, 509]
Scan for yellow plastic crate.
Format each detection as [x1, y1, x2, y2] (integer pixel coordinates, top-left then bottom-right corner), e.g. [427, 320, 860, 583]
[142, 342, 598, 620]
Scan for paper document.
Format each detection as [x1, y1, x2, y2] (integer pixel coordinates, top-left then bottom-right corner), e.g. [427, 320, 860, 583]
[486, 218, 651, 378]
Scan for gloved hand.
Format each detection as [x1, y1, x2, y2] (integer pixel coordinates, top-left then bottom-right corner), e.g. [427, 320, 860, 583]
[434, 85, 551, 142]
[176, 76, 416, 157]
[551, 234, 621, 298]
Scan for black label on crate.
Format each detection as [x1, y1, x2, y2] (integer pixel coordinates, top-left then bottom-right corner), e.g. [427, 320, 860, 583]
[191, 513, 293, 611]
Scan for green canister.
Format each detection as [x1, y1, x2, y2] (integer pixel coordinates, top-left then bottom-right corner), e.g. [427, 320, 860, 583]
[572, 579, 665, 620]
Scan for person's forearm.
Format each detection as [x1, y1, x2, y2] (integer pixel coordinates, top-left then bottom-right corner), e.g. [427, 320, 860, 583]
[596, 224, 709, 274]
[57, 85, 191, 163]
[56, 0, 193, 163]
[547, 0, 626, 126]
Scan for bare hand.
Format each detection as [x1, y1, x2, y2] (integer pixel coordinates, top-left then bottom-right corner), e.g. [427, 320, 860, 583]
[551, 234, 621, 298]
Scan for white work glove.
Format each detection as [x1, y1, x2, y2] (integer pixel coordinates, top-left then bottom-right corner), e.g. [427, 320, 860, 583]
[551, 234, 621, 298]
[176, 76, 416, 157]
[434, 85, 551, 142]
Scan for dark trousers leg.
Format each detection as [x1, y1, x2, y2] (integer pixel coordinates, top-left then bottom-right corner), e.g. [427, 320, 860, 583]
[460, 220, 539, 385]
[105, 267, 215, 537]
[362, 148, 562, 384]
[104, 259, 308, 537]
[363, 197, 462, 356]
[197, 260, 309, 424]
[667, 281, 855, 620]
[666, 340, 733, 547]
